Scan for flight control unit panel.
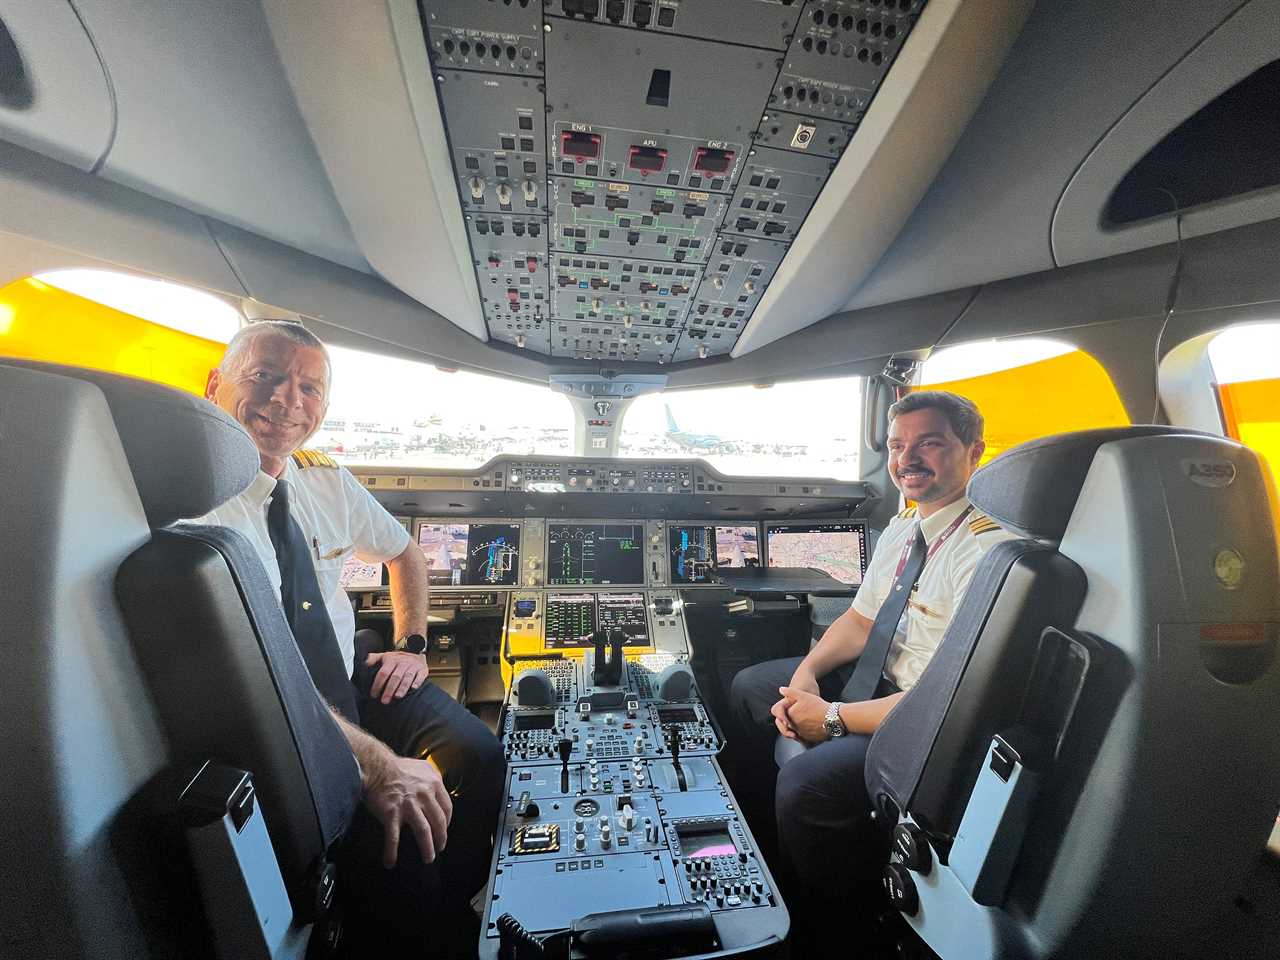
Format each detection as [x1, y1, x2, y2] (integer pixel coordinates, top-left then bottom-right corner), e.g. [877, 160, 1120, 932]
[484, 591, 789, 957]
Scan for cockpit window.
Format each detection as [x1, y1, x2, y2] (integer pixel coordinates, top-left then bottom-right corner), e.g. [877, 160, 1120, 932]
[617, 377, 862, 480]
[1208, 322, 1280, 500]
[318, 346, 574, 468]
[917, 338, 1130, 464]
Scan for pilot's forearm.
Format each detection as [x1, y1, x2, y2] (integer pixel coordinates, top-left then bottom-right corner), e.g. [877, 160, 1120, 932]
[386, 541, 431, 639]
[795, 606, 874, 683]
[838, 692, 904, 735]
[332, 710, 394, 791]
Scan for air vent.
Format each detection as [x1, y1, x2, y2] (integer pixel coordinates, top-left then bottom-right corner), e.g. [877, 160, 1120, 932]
[1107, 58, 1280, 225]
[0, 16, 34, 109]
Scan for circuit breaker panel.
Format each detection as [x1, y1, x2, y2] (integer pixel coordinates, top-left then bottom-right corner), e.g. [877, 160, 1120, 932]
[420, 0, 929, 363]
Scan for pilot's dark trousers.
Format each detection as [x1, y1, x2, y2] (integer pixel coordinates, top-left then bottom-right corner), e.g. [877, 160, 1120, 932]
[342, 630, 506, 952]
[729, 656, 892, 888]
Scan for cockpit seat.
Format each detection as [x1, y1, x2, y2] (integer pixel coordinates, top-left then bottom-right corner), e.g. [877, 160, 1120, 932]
[865, 426, 1280, 959]
[0, 359, 361, 958]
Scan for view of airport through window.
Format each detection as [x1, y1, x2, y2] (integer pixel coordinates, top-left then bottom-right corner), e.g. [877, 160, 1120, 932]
[318, 347, 574, 467]
[618, 378, 862, 480]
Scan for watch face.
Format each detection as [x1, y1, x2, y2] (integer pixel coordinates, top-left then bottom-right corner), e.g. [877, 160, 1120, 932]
[402, 634, 428, 654]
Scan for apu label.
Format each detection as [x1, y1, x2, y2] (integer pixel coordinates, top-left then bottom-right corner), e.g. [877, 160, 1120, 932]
[1183, 459, 1236, 488]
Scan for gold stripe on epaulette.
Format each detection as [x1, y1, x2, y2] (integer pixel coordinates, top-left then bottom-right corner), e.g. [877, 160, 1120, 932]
[969, 516, 1001, 534]
[899, 506, 918, 519]
[291, 449, 338, 469]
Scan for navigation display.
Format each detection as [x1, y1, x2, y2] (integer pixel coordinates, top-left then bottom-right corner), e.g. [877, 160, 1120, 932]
[543, 592, 650, 649]
[546, 522, 645, 586]
[765, 521, 868, 585]
[668, 524, 760, 584]
[339, 554, 384, 589]
[415, 521, 521, 587]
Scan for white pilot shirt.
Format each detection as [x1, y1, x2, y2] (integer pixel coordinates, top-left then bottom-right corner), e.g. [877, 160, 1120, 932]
[850, 497, 1018, 691]
[194, 455, 411, 672]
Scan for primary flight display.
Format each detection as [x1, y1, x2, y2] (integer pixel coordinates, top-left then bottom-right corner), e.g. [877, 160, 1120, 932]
[415, 521, 522, 587]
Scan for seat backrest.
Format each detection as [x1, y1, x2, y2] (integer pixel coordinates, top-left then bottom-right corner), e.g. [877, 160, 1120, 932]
[866, 426, 1202, 836]
[1012, 431, 1280, 958]
[870, 426, 1280, 960]
[0, 359, 361, 953]
[866, 541, 1086, 837]
[0, 363, 179, 956]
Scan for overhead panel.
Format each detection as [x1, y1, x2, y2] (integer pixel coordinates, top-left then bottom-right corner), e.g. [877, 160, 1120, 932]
[438, 71, 550, 215]
[421, 0, 929, 364]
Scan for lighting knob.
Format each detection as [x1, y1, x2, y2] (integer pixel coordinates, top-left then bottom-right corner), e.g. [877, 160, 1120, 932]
[521, 179, 538, 202]
[574, 833, 587, 852]
[892, 822, 933, 875]
[592, 298, 603, 312]
[711, 275, 725, 290]
[468, 176, 486, 200]
[569, 476, 578, 486]
[744, 280, 756, 294]
[496, 182, 513, 205]
[883, 862, 919, 916]
[621, 806, 637, 830]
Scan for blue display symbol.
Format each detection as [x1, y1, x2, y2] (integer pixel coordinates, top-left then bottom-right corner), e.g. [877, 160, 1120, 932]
[578, 281, 588, 289]
[659, 288, 670, 296]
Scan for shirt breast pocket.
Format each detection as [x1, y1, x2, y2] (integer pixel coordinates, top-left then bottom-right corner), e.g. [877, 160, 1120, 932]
[313, 541, 354, 583]
[908, 592, 953, 628]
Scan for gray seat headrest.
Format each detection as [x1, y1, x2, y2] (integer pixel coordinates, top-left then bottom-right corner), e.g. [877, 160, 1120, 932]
[968, 426, 1211, 541]
[0, 359, 259, 527]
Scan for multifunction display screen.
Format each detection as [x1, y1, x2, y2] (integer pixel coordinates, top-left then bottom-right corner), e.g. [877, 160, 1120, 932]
[416, 521, 521, 587]
[543, 592, 650, 649]
[668, 524, 760, 584]
[546, 522, 645, 585]
[765, 521, 868, 585]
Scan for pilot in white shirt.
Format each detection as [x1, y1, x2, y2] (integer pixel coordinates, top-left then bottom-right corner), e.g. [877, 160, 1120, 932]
[196, 450, 410, 674]
[852, 498, 1016, 691]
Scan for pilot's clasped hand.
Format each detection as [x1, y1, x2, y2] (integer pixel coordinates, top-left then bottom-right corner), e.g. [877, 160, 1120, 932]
[366, 650, 429, 704]
[364, 755, 454, 868]
[776, 686, 833, 744]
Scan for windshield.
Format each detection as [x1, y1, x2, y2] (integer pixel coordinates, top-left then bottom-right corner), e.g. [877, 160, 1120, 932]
[317, 345, 573, 468]
[618, 377, 862, 479]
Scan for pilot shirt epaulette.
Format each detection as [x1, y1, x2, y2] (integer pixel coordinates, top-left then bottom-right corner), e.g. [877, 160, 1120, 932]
[291, 449, 339, 469]
[899, 506, 918, 519]
[968, 512, 1002, 535]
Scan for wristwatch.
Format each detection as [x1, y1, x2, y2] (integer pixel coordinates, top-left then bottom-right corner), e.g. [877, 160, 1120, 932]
[396, 633, 428, 655]
[824, 702, 848, 739]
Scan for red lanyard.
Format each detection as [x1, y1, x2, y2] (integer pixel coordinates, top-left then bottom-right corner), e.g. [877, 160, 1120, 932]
[894, 505, 974, 579]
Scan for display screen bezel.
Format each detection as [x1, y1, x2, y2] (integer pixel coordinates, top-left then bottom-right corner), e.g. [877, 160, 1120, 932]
[667, 522, 762, 584]
[762, 520, 869, 585]
[411, 518, 523, 589]
[544, 520, 647, 587]
[542, 591, 651, 650]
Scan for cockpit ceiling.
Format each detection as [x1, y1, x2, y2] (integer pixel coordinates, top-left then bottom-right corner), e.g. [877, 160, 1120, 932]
[420, 0, 947, 364]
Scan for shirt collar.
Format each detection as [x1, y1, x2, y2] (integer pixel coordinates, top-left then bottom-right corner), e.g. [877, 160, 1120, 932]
[918, 496, 972, 544]
[242, 470, 279, 510]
